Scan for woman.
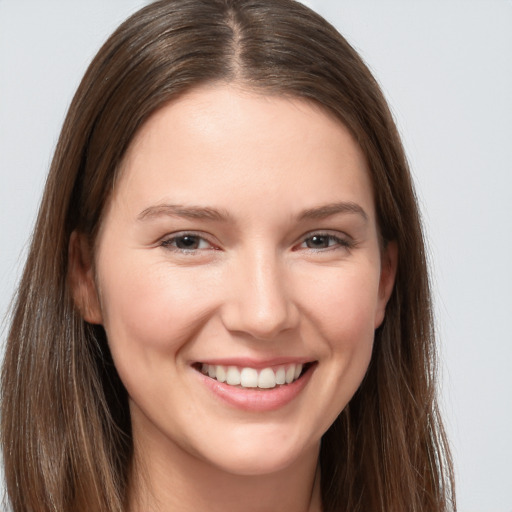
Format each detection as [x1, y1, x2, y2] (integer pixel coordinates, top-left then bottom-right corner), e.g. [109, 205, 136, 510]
[1, 0, 455, 511]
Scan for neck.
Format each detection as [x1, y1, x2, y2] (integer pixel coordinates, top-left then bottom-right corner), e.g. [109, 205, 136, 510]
[127, 425, 322, 512]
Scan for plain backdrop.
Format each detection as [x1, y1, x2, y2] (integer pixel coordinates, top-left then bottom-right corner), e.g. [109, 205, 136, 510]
[0, 1, 511, 511]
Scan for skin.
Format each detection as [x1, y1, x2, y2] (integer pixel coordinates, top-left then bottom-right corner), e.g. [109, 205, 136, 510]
[70, 85, 397, 512]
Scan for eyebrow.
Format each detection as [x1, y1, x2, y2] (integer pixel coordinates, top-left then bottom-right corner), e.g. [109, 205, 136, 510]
[137, 204, 231, 222]
[137, 201, 368, 223]
[298, 202, 368, 222]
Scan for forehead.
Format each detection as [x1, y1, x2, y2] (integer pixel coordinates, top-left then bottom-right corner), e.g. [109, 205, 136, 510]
[112, 85, 375, 222]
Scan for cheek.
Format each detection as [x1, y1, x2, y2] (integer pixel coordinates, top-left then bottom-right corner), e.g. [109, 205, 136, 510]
[291, 265, 380, 435]
[97, 255, 218, 360]
[299, 263, 381, 347]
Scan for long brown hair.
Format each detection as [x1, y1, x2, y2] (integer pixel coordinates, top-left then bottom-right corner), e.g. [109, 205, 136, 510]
[1, 1, 455, 510]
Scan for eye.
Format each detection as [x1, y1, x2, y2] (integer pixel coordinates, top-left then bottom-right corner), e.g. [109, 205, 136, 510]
[161, 233, 214, 252]
[298, 233, 352, 251]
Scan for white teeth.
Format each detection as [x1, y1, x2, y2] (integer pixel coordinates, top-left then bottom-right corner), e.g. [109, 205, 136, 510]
[226, 366, 241, 386]
[258, 368, 276, 389]
[200, 363, 307, 389]
[240, 367, 258, 388]
[275, 367, 286, 385]
[216, 365, 226, 383]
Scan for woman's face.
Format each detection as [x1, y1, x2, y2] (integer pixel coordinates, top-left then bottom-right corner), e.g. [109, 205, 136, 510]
[74, 85, 396, 476]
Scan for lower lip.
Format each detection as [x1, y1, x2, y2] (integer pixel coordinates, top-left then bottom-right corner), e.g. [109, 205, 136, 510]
[198, 364, 315, 412]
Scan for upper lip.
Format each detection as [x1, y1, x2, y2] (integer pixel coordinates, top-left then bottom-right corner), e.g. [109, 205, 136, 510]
[192, 357, 315, 369]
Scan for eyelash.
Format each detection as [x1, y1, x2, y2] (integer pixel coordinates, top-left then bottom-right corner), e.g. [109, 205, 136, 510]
[160, 231, 354, 254]
[160, 232, 216, 253]
[296, 232, 354, 252]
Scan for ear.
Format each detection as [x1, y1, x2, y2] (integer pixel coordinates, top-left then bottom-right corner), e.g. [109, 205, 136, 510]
[374, 240, 398, 329]
[68, 231, 103, 324]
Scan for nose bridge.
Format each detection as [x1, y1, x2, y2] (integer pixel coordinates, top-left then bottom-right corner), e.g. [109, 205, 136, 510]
[223, 245, 298, 339]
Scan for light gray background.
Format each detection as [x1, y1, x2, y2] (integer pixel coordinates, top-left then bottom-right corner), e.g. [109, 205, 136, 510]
[1, 1, 511, 511]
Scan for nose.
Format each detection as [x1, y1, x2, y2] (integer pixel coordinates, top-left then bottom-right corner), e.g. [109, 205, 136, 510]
[220, 250, 299, 340]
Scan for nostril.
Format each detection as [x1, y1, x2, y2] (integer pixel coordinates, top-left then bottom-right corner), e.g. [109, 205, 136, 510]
[221, 302, 300, 341]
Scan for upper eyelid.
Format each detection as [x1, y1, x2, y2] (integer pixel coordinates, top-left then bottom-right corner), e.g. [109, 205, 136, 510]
[161, 230, 213, 241]
[160, 231, 217, 248]
[158, 229, 352, 248]
[291, 231, 353, 252]
[299, 229, 352, 241]
[300, 235, 350, 246]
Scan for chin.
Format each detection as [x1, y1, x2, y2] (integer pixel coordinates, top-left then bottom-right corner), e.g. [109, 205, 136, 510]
[194, 426, 320, 477]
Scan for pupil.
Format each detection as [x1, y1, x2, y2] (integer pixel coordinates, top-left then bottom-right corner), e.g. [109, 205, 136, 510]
[308, 235, 327, 248]
[177, 236, 198, 249]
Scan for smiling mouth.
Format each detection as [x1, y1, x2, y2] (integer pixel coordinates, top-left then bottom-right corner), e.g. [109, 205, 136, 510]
[194, 362, 315, 390]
